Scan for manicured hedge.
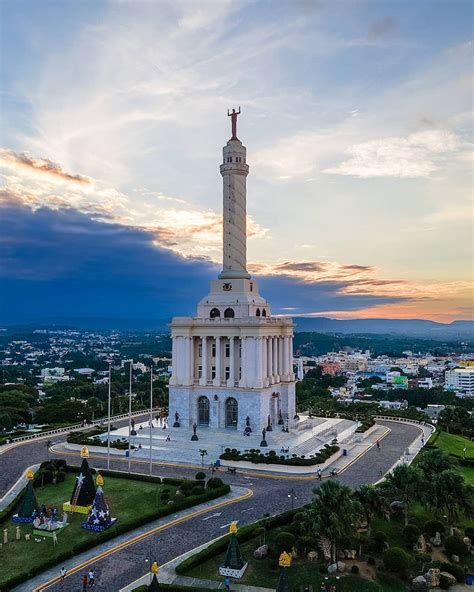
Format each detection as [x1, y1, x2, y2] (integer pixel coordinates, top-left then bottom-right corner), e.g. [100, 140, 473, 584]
[220, 444, 340, 466]
[64, 464, 163, 485]
[175, 508, 297, 575]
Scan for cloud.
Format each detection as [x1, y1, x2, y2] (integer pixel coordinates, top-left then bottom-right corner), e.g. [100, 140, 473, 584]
[324, 130, 460, 178]
[0, 149, 91, 185]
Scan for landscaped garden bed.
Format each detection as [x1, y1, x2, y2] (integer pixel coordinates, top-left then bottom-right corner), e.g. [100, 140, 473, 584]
[0, 463, 230, 590]
[220, 443, 340, 466]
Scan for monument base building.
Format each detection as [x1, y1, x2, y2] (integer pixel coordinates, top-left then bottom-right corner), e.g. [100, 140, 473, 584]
[168, 111, 296, 433]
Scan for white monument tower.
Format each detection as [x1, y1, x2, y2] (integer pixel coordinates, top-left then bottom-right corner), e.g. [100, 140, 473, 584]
[168, 110, 296, 432]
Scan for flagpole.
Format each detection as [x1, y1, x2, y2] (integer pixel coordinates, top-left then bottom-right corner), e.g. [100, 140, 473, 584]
[107, 360, 112, 470]
[128, 360, 132, 473]
[149, 365, 153, 475]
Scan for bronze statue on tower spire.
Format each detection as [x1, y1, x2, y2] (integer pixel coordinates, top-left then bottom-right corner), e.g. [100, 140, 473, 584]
[227, 107, 241, 140]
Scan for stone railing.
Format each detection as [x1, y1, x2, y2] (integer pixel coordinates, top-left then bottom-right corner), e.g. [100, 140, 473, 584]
[4, 408, 164, 445]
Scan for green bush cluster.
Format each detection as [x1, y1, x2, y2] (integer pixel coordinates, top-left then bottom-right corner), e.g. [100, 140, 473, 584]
[220, 444, 339, 466]
[383, 547, 412, 573]
[423, 520, 445, 537]
[444, 535, 469, 557]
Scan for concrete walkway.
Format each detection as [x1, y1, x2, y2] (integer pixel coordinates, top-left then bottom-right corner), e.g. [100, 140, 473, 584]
[12, 486, 250, 592]
[0, 463, 40, 512]
[120, 536, 273, 592]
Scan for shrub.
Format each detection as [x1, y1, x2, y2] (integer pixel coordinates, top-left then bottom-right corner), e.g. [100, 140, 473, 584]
[415, 552, 432, 563]
[275, 532, 296, 554]
[373, 531, 388, 544]
[351, 565, 360, 574]
[465, 526, 474, 540]
[207, 477, 224, 489]
[444, 535, 468, 557]
[403, 523, 420, 544]
[424, 520, 445, 537]
[195, 472, 206, 481]
[179, 480, 196, 492]
[191, 485, 204, 496]
[439, 574, 451, 590]
[383, 547, 411, 573]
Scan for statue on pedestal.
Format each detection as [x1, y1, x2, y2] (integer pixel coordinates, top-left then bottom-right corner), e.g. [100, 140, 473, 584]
[243, 416, 252, 436]
[260, 427, 268, 447]
[266, 414, 273, 432]
[173, 411, 180, 428]
[278, 410, 284, 425]
[191, 422, 199, 441]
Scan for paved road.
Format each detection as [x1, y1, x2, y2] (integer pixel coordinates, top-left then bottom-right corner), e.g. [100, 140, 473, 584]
[3, 420, 421, 591]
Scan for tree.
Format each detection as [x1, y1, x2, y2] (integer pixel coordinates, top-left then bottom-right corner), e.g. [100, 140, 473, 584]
[354, 484, 389, 536]
[302, 480, 361, 563]
[418, 448, 457, 482]
[385, 464, 422, 526]
[432, 470, 474, 534]
[87, 397, 103, 421]
[383, 547, 411, 573]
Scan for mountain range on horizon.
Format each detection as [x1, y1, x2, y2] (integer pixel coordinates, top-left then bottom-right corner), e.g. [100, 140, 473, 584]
[2, 316, 472, 341]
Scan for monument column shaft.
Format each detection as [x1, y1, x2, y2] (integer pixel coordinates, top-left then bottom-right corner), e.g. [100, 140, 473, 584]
[219, 141, 250, 280]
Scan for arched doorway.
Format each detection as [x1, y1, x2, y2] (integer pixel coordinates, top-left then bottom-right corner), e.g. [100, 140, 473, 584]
[225, 397, 238, 428]
[198, 396, 210, 425]
[210, 308, 220, 318]
[224, 308, 235, 318]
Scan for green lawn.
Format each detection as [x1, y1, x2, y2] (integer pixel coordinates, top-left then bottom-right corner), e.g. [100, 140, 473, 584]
[0, 473, 177, 589]
[434, 431, 474, 459]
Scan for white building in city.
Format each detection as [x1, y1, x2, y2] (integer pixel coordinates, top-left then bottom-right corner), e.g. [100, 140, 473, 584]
[168, 112, 296, 432]
[445, 367, 474, 396]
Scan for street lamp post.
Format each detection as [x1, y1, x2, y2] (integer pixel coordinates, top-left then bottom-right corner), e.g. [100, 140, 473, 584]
[107, 360, 112, 470]
[199, 449, 208, 468]
[128, 360, 133, 473]
[149, 366, 153, 475]
[287, 488, 297, 511]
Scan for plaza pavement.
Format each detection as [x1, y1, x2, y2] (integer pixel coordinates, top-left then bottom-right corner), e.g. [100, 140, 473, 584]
[1, 420, 424, 591]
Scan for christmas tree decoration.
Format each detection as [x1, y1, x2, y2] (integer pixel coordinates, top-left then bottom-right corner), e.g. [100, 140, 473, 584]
[12, 469, 39, 523]
[81, 474, 116, 532]
[63, 448, 96, 514]
[276, 552, 292, 592]
[219, 521, 247, 579]
[148, 562, 159, 591]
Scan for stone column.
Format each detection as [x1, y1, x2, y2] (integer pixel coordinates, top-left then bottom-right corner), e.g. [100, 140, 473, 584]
[228, 336, 235, 387]
[239, 337, 247, 387]
[278, 337, 283, 378]
[213, 336, 221, 386]
[170, 336, 177, 385]
[273, 336, 280, 382]
[268, 337, 274, 384]
[282, 336, 290, 381]
[254, 337, 263, 388]
[289, 336, 295, 379]
[262, 337, 268, 386]
[199, 336, 208, 386]
[183, 337, 191, 386]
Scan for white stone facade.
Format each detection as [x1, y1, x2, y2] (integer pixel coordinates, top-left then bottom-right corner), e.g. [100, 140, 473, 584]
[168, 117, 296, 433]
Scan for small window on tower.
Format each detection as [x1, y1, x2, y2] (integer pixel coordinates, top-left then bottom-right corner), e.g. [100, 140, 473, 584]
[256, 308, 261, 317]
[198, 343, 202, 357]
[225, 367, 230, 380]
[211, 366, 216, 379]
[250, 282, 253, 292]
[198, 366, 202, 379]
[212, 343, 216, 357]
[262, 309, 267, 317]
[225, 343, 230, 357]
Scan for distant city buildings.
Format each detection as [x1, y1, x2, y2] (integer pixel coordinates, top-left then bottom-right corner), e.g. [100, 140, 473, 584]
[445, 367, 474, 397]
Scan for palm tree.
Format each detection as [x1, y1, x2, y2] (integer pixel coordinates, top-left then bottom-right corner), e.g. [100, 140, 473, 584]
[432, 470, 474, 534]
[303, 480, 361, 563]
[385, 464, 422, 526]
[418, 448, 457, 483]
[354, 484, 389, 536]
[87, 396, 102, 421]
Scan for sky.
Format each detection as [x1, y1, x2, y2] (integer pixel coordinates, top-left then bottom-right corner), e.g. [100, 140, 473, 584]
[0, 0, 472, 324]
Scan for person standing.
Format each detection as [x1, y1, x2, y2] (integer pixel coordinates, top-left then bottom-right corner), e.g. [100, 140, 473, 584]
[88, 569, 95, 587]
[82, 575, 88, 592]
[376, 440, 380, 449]
[60, 567, 66, 580]
[224, 576, 231, 591]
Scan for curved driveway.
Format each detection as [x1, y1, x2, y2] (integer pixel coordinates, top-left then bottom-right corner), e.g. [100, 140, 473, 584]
[4, 420, 421, 591]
